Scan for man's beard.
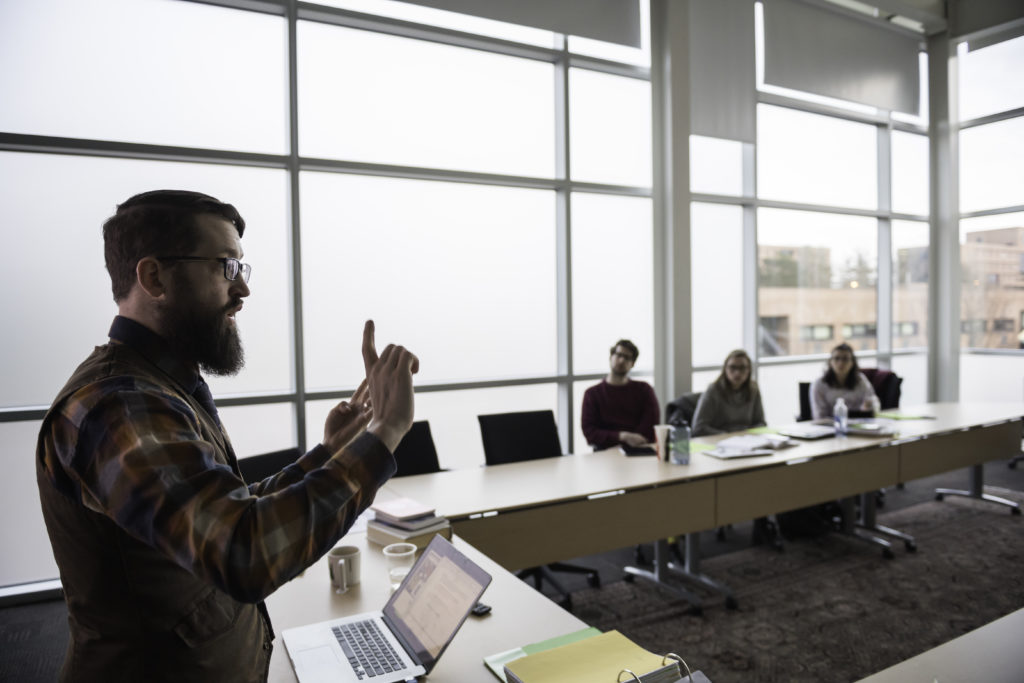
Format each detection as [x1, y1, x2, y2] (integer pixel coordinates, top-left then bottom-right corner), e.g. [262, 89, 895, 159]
[159, 296, 245, 376]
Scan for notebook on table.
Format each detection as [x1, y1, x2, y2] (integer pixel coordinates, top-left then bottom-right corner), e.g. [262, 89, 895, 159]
[283, 534, 492, 683]
[776, 422, 836, 440]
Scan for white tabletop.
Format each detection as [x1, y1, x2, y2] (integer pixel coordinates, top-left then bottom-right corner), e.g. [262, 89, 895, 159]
[266, 533, 587, 682]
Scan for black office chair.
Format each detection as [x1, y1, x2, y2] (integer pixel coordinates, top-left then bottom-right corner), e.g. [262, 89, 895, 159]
[392, 420, 443, 477]
[477, 410, 600, 609]
[797, 382, 813, 421]
[237, 447, 302, 483]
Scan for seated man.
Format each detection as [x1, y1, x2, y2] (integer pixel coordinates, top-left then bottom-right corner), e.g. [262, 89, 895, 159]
[581, 339, 659, 451]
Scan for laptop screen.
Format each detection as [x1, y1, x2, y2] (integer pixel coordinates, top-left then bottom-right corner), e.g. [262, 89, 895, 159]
[382, 535, 491, 673]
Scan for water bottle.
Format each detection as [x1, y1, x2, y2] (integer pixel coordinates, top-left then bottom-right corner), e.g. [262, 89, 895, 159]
[669, 422, 691, 465]
[833, 397, 848, 436]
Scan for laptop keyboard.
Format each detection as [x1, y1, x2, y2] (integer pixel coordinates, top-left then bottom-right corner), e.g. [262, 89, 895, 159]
[332, 619, 407, 679]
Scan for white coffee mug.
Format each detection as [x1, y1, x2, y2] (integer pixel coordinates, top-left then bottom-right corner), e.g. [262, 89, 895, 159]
[328, 545, 361, 594]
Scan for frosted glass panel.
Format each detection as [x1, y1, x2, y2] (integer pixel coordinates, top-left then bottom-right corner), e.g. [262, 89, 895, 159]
[220, 403, 296, 460]
[571, 194, 654, 374]
[570, 69, 652, 186]
[0, 420, 59, 586]
[690, 136, 744, 196]
[301, 173, 556, 389]
[757, 360, 824, 425]
[757, 104, 877, 210]
[960, 353, 1024, 404]
[958, 35, 1024, 121]
[758, 208, 877, 358]
[0, 0, 287, 154]
[891, 131, 929, 216]
[307, 383, 557, 471]
[960, 118, 1024, 214]
[691, 203, 744, 366]
[299, 22, 555, 177]
[692, 369, 720, 397]
[0, 152, 291, 408]
[892, 220, 928, 351]
[890, 353, 927, 408]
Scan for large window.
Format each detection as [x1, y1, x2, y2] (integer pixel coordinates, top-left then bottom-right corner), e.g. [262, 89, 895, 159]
[0, 0, 652, 588]
[758, 209, 878, 357]
[957, 33, 1024, 403]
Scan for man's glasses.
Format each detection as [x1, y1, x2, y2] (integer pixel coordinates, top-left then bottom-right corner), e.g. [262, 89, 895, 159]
[157, 256, 252, 283]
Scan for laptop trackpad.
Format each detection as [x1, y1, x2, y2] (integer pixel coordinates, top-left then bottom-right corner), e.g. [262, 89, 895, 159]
[294, 645, 344, 683]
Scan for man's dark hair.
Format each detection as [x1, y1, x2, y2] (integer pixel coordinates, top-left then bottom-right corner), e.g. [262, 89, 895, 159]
[610, 339, 639, 362]
[103, 190, 245, 302]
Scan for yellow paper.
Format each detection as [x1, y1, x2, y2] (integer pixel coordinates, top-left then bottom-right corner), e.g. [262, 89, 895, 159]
[504, 630, 664, 683]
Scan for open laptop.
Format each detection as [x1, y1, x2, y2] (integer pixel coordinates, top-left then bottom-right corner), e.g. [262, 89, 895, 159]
[283, 535, 492, 683]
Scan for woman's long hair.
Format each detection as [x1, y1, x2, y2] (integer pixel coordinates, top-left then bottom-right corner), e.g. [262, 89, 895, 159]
[823, 342, 860, 389]
[715, 349, 756, 401]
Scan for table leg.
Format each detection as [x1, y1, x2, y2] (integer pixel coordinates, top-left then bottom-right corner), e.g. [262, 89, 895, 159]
[858, 491, 917, 552]
[838, 496, 895, 558]
[623, 539, 704, 613]
[935, 464, 1021, 514]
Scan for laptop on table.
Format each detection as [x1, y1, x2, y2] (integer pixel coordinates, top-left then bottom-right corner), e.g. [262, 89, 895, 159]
[283, 535, 492, 683]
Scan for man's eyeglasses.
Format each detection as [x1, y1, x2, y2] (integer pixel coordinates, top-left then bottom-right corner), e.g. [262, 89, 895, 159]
[157, 256, 252, 283]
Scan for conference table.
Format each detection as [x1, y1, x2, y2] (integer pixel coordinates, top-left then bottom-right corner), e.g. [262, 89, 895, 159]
[267, 402, 1023, 681]
[266, 531, 587, 682]
[386, 401, 1023, 583]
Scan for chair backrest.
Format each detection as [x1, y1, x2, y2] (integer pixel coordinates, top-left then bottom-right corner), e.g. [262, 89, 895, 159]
[392, 420, 443, 477]
[797, 382, 813, 421]
[860, 368, 903, 410]
[666, 392, 702, 426]
[477, 410, 563, 466]
[237, 447, 302, 483]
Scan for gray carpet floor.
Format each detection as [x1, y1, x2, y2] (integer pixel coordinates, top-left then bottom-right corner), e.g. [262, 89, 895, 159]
[2, 459, 1021, 682]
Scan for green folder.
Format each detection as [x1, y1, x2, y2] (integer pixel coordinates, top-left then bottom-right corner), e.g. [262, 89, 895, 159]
[484, 627, 602, 682]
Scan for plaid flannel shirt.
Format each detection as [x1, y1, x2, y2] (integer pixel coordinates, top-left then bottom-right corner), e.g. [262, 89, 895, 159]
[38, 316, 396, 603]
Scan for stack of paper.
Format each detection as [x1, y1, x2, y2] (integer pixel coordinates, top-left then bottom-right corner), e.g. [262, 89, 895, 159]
[367, 497, 451, 549]
[503, 630, 678, 683]
[705, 434, 790, 459]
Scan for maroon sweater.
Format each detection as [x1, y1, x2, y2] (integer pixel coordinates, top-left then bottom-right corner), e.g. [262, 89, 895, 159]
[581, 379, 660, 450]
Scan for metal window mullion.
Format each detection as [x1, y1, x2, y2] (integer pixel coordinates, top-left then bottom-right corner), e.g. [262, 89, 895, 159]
[287, 0, 308, 451]
[554, 37, 574, 452]
[877, 125, 893, 367]
[743, 142, 758, 371]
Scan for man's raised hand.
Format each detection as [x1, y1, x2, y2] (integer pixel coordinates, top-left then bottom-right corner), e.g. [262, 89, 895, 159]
[362, 320, 418, 452]
[322, 378, 372, 455]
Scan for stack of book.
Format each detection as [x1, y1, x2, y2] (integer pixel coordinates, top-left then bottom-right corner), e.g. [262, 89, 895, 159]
[366, 497, 451, 549]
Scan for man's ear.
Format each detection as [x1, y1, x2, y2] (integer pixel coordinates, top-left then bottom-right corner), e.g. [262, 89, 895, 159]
[136, 257, 167, 299]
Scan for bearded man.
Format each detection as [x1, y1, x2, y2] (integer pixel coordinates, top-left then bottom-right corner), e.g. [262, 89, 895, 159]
[35, 190, 418, 682]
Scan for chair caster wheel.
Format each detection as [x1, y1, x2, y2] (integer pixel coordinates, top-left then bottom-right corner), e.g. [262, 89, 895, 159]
[935, 493, 944, 501]
[1012, 507, 1021, 516]
[623, 573, 635, 583]
[905, 541, 917, 552]
[882, 548, 894, 559]
[725, 596, 738, 610]
[587, 574, 601, 588]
